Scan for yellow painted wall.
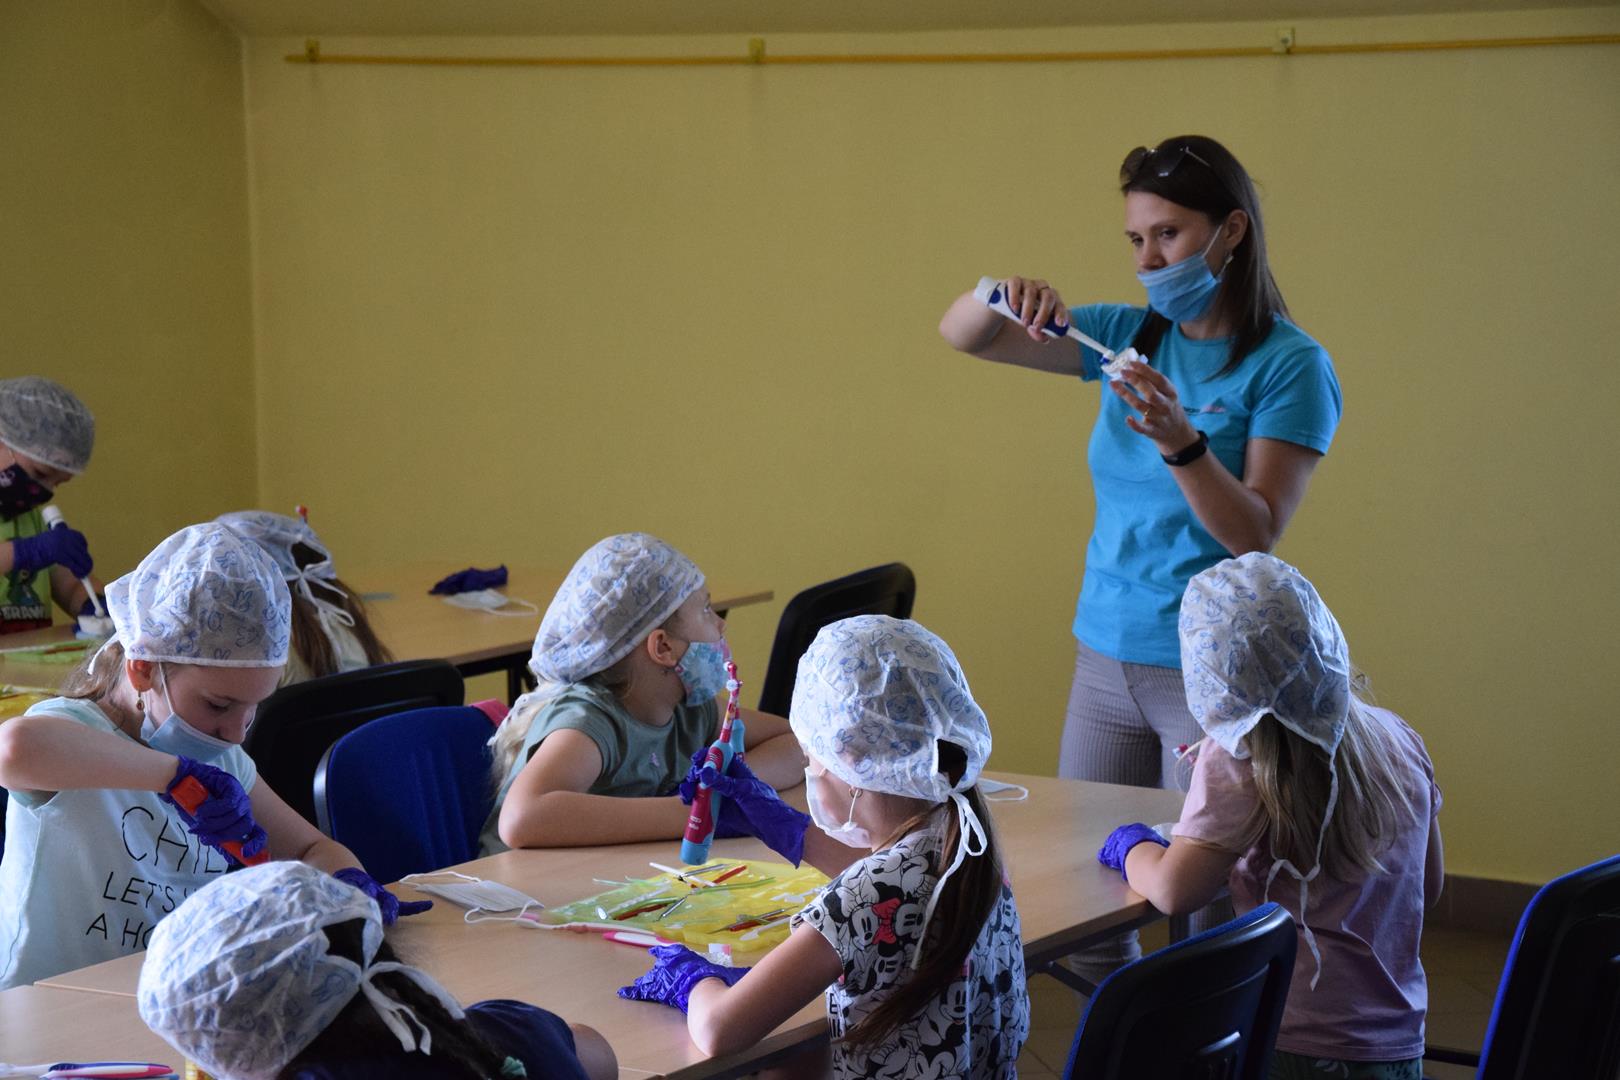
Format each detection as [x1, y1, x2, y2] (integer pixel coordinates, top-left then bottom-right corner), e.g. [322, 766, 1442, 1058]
[0, 0, 258, 578]
[243, 6, 1608, 883]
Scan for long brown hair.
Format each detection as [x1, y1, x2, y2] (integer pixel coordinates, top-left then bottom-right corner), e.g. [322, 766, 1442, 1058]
[843, 741, 1005, 1049]
[1242, 696, 1419, 880]
[289, 575, 393, 679]
[1119, 134, 1290, 377]
[288, 541, 392, 679]
[278, 920, 507, 1079]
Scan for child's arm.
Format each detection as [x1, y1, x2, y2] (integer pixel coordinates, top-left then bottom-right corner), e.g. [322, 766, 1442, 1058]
[735, 707, 805, 790]
[249, 773, 366, 874]
[686, 923, 843, 1056]
[1123, 836, 1239, 916]
[497, 729, 690, 848]
[0, 710, 176, 798]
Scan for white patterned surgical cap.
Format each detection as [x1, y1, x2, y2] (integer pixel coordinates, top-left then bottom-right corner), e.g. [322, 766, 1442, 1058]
[1179, 552, 1351, 760]
[528, 532, 704, 685]
[789, 614, 990, 801]
[138, 861, 465, 1080]
[0, 376, 95, 475]
[106, 523, 292, 667]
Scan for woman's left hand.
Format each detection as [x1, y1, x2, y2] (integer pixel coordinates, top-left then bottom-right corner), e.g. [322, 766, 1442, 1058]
[1110, 362, 1200, 456]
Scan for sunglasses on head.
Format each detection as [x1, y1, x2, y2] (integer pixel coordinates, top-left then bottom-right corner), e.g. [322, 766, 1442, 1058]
[1121, 143, 1214, 185]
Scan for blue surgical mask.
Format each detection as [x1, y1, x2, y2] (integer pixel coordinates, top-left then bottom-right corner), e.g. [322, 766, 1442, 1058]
[141, 665, 236, 764]
[675, 640, 729, 706]
[1137, 225, 1229, 323]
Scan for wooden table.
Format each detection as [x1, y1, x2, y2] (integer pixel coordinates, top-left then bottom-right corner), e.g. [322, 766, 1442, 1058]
[0, 625, 89, 698]
[33, 773, 1184, 1078]
[0, 983, 179, 1067]
[0, 565, 774, 701]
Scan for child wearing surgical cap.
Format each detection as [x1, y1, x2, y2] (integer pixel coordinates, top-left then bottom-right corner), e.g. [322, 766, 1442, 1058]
[480, 532, 803, 852]
[0, 375, 101, 634]
[217, 509, 394, 686]
[138, 860, 618, 1080]
[618, 615, 1030, 1080]
[0, 523, 426, 991]
[1098, 553, 1442, 1079]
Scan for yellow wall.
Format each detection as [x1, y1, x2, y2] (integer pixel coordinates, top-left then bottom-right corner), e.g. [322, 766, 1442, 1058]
[20, 5, 1617, 885]
[0, 0, 258, 574]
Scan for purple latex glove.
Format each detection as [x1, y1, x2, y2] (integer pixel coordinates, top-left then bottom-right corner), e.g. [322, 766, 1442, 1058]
[1097, 822, 1170, 883]
[697, 757, 811, 866]
[429, 565, 508, 595]
[334, 866, 434, 927]
[161, 756, 269, 865]
[673, 746, 751, 839]
[617, 944, 750, 1013]
[11, 525, 91, 577]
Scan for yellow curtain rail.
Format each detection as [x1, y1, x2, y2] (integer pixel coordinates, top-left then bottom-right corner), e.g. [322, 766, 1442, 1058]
[285, 32, 1620, 68]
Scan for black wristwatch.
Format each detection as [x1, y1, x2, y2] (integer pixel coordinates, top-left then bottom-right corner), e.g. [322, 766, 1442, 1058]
[1162, 430, 1209, 467]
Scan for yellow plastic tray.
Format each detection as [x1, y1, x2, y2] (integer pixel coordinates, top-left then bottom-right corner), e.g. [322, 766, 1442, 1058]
[534, 859, 826, 951]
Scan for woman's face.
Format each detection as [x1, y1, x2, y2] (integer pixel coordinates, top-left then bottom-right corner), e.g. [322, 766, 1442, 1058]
[1123, 191, 1226, 275]
[152, 663, 284, 743]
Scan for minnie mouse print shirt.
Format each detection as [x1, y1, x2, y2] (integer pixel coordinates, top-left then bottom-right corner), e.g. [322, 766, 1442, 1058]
[793, 813, 1029, 1079]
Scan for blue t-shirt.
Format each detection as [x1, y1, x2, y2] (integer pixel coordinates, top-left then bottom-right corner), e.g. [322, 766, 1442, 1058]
[1070, 304, 1342, 667]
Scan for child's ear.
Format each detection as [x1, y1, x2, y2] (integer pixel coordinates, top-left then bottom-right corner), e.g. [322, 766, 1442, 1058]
[126, 659, 158, 693]
[644, 629, 679, 668]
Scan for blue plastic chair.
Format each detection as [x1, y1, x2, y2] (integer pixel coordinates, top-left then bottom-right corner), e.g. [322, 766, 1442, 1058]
[1063, 902, 1296, 1079]
[313, 705, 495, 885]
[1424, 852, 1620, 1079]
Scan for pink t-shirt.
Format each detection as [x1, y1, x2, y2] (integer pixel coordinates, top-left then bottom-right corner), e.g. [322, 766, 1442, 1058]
[1173, 705, 1441, 1061]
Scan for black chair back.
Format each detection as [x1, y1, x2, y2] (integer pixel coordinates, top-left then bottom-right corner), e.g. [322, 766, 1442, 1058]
[1064, 902, 1296, 1080]
[244, 659, 463, 826]
[1476, 853, 1620, 1079]
[755, 563, 915, 717]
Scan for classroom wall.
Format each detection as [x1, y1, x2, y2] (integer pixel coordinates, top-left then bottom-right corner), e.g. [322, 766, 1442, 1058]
[0, 0, 257, 574]
[239, 7, 1620, 884]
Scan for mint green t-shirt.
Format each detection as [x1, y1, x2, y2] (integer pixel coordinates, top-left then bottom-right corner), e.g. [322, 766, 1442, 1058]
[1, 507, 52, 633]
[479, 683, 719, 856]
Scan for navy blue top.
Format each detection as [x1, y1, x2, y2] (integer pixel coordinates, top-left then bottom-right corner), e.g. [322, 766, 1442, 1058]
[288, 999, 588, 1080]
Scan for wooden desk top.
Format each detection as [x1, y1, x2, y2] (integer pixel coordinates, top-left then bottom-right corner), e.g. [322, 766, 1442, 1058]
[0, 625, 91, 698]
[353, 561, 774, 669]
[0, 983, 179, 1067]
[32, 774, 1184, 1077]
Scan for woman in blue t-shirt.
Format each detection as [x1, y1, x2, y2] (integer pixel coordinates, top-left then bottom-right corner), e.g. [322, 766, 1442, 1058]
[939, 135, 1342, 966]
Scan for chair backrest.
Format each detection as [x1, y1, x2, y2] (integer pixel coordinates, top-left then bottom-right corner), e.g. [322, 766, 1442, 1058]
[1064, 902, 1297, 1080]
[313, 705, 496, 885]
[244, 659, 464, 826]
[1477, 853, 1620, 1079]
[755, 563, 916, 717]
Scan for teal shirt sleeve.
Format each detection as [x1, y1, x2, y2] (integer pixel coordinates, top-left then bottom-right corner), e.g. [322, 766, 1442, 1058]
[1247, 333, 1342, 454]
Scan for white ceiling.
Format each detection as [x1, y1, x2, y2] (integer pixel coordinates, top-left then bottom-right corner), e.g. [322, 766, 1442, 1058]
[198, 0, 1597, 37]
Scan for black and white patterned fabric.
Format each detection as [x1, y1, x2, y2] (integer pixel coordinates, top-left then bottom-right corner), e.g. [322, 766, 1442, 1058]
[794, 819, 1029, 1079]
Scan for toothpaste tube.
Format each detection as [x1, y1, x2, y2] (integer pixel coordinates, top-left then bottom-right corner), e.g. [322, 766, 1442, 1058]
[972, 276, 1141, 380]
